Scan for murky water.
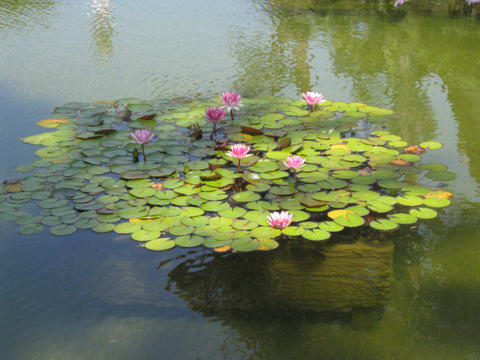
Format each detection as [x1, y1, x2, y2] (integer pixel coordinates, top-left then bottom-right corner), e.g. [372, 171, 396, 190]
[1, 0, 480, 359]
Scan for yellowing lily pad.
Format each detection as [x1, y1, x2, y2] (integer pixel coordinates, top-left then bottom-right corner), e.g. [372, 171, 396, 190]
[37, 118, 69, 128]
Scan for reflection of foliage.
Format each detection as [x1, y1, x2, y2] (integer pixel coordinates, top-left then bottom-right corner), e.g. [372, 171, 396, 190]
[247, 0, 480, 183]
[89, 0, 116, 61]
[321, 15, 438, 144]
[161, 237, 395, 358]
[232, 3, 317, 96]
[321, 14, 480, 181]
[0, 0, 56, 30]
[166, 238, 394, 315]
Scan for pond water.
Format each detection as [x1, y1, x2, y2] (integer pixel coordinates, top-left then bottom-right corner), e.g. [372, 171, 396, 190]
[1, 0, 480, 359]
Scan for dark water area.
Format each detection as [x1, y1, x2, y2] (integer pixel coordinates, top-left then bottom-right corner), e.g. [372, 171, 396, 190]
[1, 0, 480, 359]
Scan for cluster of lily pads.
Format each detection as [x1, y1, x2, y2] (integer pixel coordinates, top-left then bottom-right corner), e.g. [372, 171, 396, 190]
[0, 94, 454, 252]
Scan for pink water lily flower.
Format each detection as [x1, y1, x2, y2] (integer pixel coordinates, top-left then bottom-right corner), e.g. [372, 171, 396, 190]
[131, 129, 153, 162]
[302, 91, 325, 106]
[220, 92, 242, 111]
[226, 143, 251, 159]
[206, 107, 227, 140]
[205, 107, 227, 123]
[284, 155, 305, 170]
[466, 0, 480, 4]
[227, 143, 251, 172]
[131, 129, 154, 144]
[267, 211, 293, 230]
[393, 0, 406, 6]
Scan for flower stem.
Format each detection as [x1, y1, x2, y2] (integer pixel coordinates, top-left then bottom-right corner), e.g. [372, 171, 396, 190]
[236, 159, 241, 173]
[230, 109, 235, 121]
[210, 123, 216, 140]
[288, 169, 297, 184]
[141, 144, 147, 162]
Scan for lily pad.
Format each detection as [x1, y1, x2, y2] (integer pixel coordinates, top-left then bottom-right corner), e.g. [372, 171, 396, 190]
[409, 207, 438, 219]
[92, 223, 115, 233]
[145, 238, 175, 251]
[175, 235, 204, 248]
[114, 222, 142, 234]
[388, 213, 417, 225]
[50, 224, 77, 236]
[218, 207, 247, 218]
[424, 197, 451, 208]
[282, 226, 305, 236]
[232, 191, 261, 203]
[420, 141, 442, 150]
[169, 225, 194, 236]
[232, 238, 259, 252]
[251, 227, 281, 238]
[369, 219, 399, 231]
[302, 229, 331, 241]
[19, 224, 44, 235]
[318, 221, 344, 232]
[131, 229, 161, 241]
[331, 212, 365, 227]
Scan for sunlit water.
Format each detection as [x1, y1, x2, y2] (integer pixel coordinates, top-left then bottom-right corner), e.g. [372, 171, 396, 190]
[1, 0, 480, 359]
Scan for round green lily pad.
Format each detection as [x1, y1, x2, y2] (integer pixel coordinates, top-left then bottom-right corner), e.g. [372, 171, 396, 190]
[169, 225, 194, 236]
[145, 238, 175, 251]
[332, 212, 365, 227]
[378, 180, 404, 190]
[409, 207, 438, 219]
[218, 207, 247, 218]
[302, 229, 331, 241]
[92, 223, 115, 233]
[318, 221, 344, 232]
[129, 187, 156, 198]
[201, 201, 230, 212]
[232, 238, 259, 252]
[175, 235, 204, 248]
[50, 224, 77, 236]
[131, 229, 161, 241]
[282, 226, 305, 236]
[388, 213, 417, 225]
[251, 227, 282, 238]
[424, 197, 451, 208]
[19, 224, 44, 235]
[426, 171, 456, 181]
[181, 216, 209, 227]
[369, 219, 399, 231]
[258, 238, 279, 251]
[232, 191, 261, 202]
[397, 195, 424, 207]
[114, 222, 142, 234]
[232, 219, 257, 230]
[420, 141, 442, 150]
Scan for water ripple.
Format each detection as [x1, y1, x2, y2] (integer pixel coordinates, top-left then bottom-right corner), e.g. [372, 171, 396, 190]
[0, 0, 58, 31]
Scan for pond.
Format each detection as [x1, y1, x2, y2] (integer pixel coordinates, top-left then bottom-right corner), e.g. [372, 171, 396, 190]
[1, 0, 480, 359]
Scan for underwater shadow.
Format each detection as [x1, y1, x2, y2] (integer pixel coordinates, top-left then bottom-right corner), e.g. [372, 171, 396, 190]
[163, 237, 395, 321]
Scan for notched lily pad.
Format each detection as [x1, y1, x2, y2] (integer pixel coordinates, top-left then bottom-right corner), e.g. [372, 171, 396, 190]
[302, 229, 331, 241]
